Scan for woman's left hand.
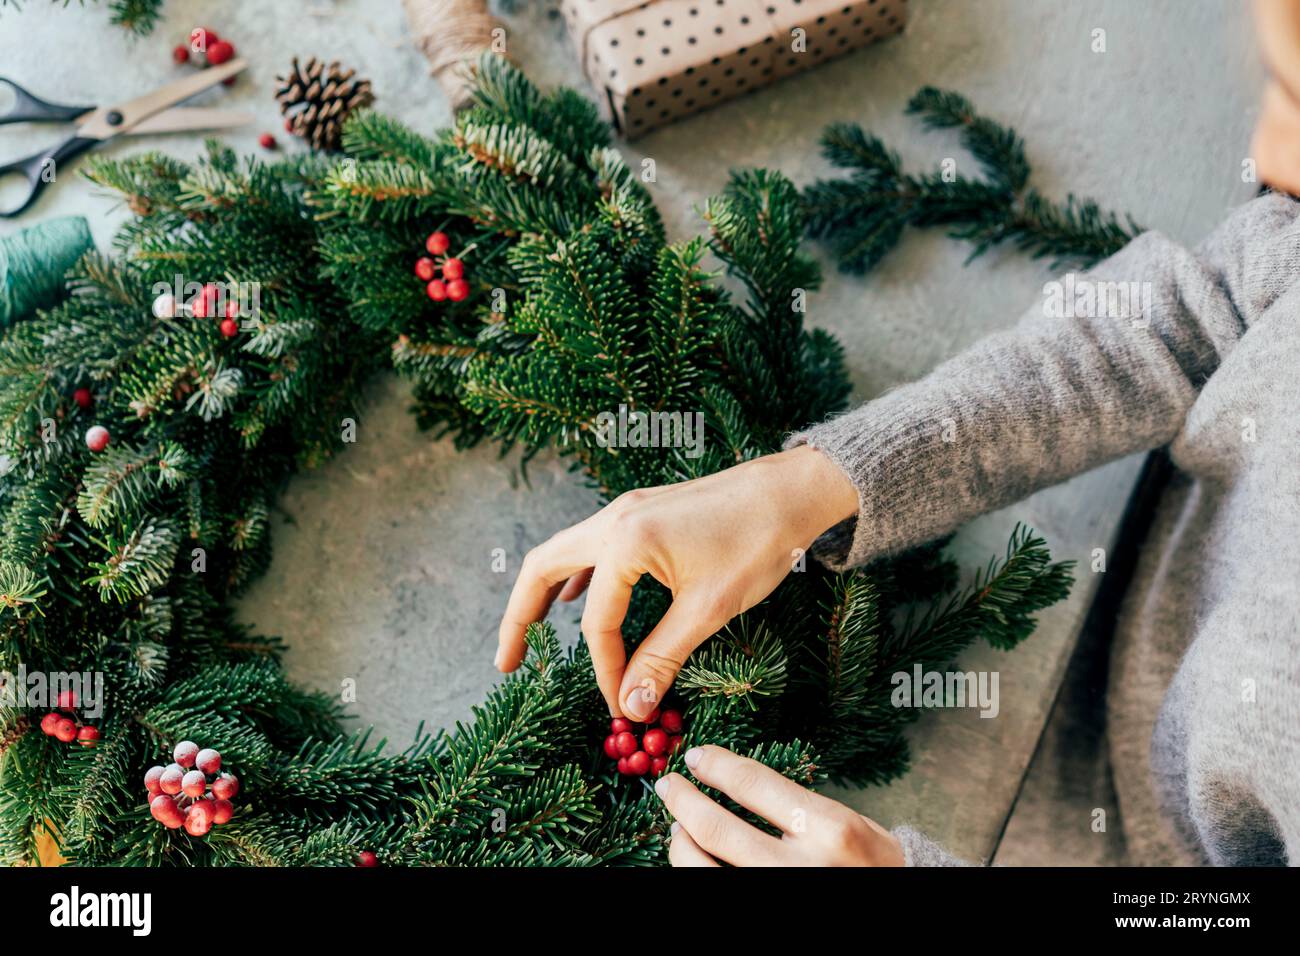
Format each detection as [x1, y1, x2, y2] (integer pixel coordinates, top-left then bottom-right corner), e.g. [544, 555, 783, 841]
[656, 745, 906, 867]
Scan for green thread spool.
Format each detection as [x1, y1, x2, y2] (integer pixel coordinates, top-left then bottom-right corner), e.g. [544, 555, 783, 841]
[0, 215, 94, 329]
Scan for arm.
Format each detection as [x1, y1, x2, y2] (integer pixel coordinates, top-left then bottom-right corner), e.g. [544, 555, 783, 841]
[788, 194, 1300, 570]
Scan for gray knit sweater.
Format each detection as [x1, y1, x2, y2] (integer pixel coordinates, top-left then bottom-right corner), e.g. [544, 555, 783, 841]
[790, 193, 1300, 867]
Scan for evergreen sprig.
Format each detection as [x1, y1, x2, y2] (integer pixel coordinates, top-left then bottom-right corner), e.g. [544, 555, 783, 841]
[804, 86, 1142, 274]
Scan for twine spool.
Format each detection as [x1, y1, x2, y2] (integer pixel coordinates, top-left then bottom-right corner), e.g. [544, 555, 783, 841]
[403, 0, 504, 111]
[0, 215, 93, 329]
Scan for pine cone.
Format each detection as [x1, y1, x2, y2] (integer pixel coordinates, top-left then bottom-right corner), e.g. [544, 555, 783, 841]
[274, 56, 374, 152]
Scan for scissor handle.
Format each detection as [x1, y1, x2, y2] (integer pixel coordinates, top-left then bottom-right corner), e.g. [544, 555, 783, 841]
[0, 136, 98, 218]
[0, 76, 92, 125]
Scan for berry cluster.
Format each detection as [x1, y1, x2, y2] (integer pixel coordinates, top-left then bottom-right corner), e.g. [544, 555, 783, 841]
[153, 283, 242, 338]
[37, 690, 99, 747]
[414, 231, 470, 303]
[171, 27, 238, 86]
[602, 706, 684, 778]
[144, 741, 240, 837]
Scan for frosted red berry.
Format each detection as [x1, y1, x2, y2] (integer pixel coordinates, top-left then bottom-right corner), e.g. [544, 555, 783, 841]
[195, 748, 221, 775]
[211, 797, 234, 825]
[85, 425, 110, 452]
[40, 712, 61, 736]
[356, 850, 380, 867]
[259, 132, 276, 150]
[415, 257, 436, 282]
[173, 740, 199, 768]
[182, 769, 207, 798]
[446, 278, 470, 302]
[220, 318, 239, 338]
[425, 231, 451, 255]
[144, 765, 166, 794]
[425, 279, 448, 301]
[626, 751, 651, 776]
[642, 728, 669, 757]
[73, 388, 92, 409]
[441, 257, 465, 280]
[159, 764, 185, 795]
[53, 718, 77, 743]
[151, 794, 182, 827]
[211, 772, 239, 800]
[184, 801, 215, 837]
[77, 725, 100, 746]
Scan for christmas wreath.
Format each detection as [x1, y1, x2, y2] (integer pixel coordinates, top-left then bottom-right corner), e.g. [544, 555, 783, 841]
[0, 56, 1072, 866]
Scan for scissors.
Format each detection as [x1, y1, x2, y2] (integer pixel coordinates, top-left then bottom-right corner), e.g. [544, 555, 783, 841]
[0, 58, 251, 217]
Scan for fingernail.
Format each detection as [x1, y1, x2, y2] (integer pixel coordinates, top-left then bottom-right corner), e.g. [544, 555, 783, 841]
[684, 747, 703, 769]
[493, 647, 504, 670]
[624, 688, 650, 720]
[654, 775, 670, 799]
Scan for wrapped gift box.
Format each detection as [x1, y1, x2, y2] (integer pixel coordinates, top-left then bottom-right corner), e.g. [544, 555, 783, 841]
[561, 0, 908, 138]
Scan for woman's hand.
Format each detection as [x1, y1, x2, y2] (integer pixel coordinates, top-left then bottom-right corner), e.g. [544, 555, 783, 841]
[495, 445, 858, 719]
[657, 745, 904, 866]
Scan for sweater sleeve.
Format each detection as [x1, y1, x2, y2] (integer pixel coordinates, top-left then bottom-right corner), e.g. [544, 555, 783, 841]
[787, 194, 1300, 571]
[891, 825, 978, 866]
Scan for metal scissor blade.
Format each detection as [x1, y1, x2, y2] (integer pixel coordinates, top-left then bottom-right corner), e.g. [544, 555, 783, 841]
[75, 58, 248, 141]
[128, 108, 253, 135]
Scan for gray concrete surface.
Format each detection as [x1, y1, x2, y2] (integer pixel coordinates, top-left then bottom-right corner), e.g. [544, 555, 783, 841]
[0, 1, 1263, 863]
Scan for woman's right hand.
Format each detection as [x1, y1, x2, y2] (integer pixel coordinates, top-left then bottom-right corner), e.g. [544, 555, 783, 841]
[494, 445, 859, 719]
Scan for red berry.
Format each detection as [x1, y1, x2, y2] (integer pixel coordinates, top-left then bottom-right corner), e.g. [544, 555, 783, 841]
[642, 728, 669, 757]
[219, 318, 239, 338]
[259, 132, 276, 150]
[173, 740, 199, 768]
[659, 709, 684, 734]
[211, 772, 239, 800]
[211, 797, 234, 825]
[56, 689, 77, 712]
[668, 735, 684, 754]
[356, 850, 380, 867]
[441, 257, 465, 280]
[172, 44, 190, 64]
[603, 734, 620, 760]
[626, 751, 651, 776]
[184, 801, 214, 837]
[616, 756, 631, 775]
[206, 40, 235, 65]
[53, 718, 77, 743]
[614, 731, 638, 757]
[73, 387, 92, 409]
[645, 705, 661, 724]
[144, 765, 166, 795]
[195, 748, 221, 775]
[40, 712, 61, 736]
[425, 279, 447, 301]
[425, 231, 451, 255]
[84, 425, 110, 452]
[445, 278, 469, 302]
[414, 257, 436, 281]
[182, 769, 207, 798]
[150, 794, 182, 827]
[76, 725, 100, 746]
[159, 764, 185, 795]
[651, 756, 669, 777]
[610, 718, 634, 735]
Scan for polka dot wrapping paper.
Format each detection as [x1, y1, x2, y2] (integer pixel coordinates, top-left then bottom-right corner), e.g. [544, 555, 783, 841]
[561, 0, 908, 138]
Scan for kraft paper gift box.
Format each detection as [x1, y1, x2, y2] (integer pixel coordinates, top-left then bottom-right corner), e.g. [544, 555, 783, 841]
[560, 0, 908, 138]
